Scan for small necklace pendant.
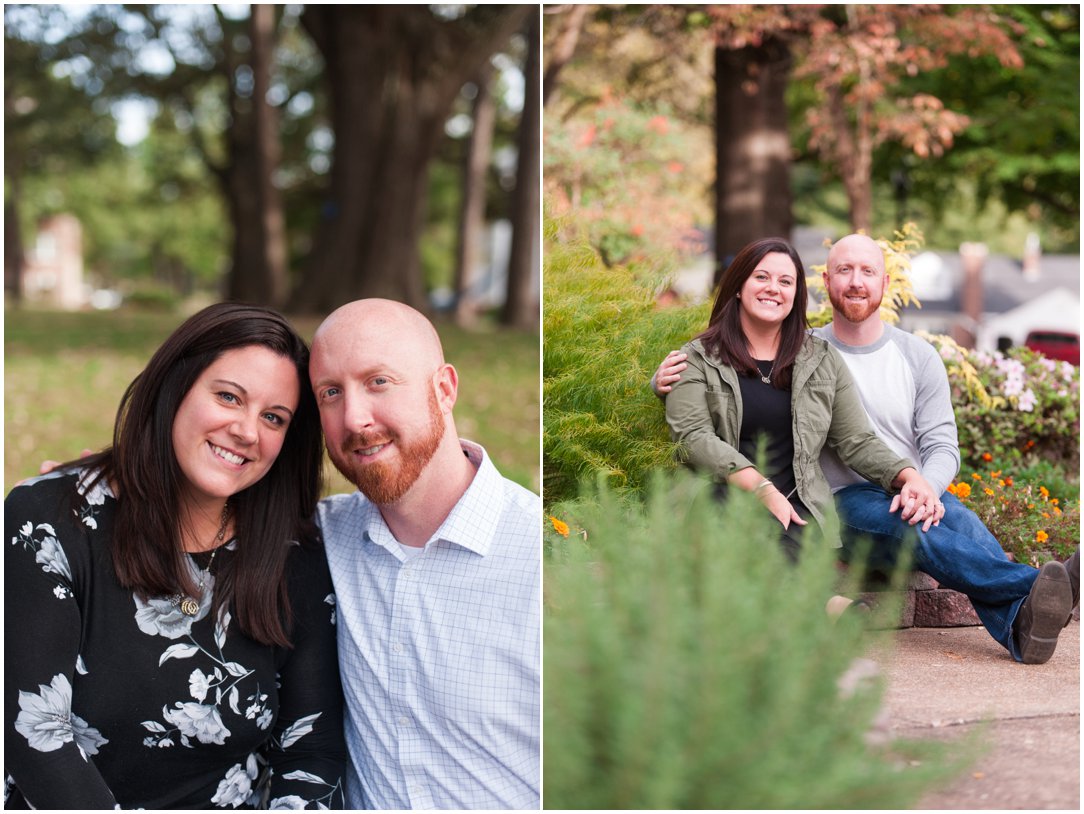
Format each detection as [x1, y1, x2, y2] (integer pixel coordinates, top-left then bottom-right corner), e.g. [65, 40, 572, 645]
[179, 596, 201, 616]
[761, 375, 772, 385]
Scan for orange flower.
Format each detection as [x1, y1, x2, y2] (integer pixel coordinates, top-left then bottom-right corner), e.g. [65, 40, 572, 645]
[947, 483, 958, 496]
[1054, 507, 1063, 516]
[1036, 530, 1049, 543]
[549, 516, 570, 538]
[1051, 498, 1059, 506]
[984, 488, 995, 496]
[1040, 486, 1050, 499]
[982, 452, 993, 462]
[1042, 512, 1051, 519]
[577, 123, 597, 148]
[955, 482, 972, 499]
[1004, 478, 1013, 487]
[971, 473, 982, 481]
[647, 114, 670, 134]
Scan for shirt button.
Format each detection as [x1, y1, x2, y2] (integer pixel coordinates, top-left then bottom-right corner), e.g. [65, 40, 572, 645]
[393, 643, 403, 654]
[398, 715, 410, 726]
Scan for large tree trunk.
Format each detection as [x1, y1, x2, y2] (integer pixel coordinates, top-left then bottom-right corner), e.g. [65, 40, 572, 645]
[501, 9, 540, 328]
[225, 4, 289, 307]
[296, 6, 531, 315]
[542, 4, 589, 107]
[714, 39, 793, 287]
[826, 82, 873, 232]
[453, 64, 496, 327]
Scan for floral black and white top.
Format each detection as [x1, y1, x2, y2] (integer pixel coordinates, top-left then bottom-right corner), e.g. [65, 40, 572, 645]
[4, 470, 346, 810]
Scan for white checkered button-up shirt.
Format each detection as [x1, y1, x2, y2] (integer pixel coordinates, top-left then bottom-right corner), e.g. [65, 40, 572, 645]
[317, 440, 540, 810]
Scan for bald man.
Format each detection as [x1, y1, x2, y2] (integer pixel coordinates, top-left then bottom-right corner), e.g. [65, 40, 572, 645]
[652, 235, 1077, 665]
[310, 299, 539, 809]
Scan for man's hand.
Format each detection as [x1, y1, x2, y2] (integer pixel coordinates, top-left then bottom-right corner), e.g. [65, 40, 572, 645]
[889, 468, 942, 532]
[652, 350, 687, 395]
[15, 449, 94, 487]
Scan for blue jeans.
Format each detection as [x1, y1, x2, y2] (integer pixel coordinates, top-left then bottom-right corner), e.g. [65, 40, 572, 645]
[834, 483, 1039, 662]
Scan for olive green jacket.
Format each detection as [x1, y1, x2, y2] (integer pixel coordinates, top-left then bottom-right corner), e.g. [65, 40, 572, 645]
[665, 334, 914, 542]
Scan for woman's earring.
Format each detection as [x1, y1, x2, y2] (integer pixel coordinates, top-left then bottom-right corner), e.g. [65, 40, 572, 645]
[736, 293, 741, 300]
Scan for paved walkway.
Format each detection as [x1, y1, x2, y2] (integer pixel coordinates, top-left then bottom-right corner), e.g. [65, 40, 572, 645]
[864, 620, 1080, 810]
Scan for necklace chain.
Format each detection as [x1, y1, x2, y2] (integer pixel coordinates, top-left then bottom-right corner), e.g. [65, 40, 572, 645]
[757, 358, 776, 385]
[174, 502, 231, 617]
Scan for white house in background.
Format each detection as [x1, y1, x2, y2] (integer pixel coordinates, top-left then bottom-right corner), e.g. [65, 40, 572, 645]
[21, 213, 87, 310]
[977, 287, 1080, 352]
[894, 245, 1079, 355]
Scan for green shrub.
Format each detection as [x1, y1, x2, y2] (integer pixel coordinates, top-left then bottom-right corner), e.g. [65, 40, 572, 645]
[948, 470, 1080, 566]
[542, 221, 708, 504]
[544, 473, 966, 809]
[920, 332, 1080, 480]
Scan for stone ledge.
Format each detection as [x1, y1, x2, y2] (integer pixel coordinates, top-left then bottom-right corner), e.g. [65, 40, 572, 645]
[845, 571, 981, 629]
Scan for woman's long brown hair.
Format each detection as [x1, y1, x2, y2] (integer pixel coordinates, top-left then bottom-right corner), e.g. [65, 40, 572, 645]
[77, 303, 323, 647]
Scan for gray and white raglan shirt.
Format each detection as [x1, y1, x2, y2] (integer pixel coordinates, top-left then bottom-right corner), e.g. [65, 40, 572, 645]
[812, 323, 960, 496]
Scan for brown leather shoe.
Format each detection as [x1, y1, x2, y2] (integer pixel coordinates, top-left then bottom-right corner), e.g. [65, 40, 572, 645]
[1014, 560, 1072, 664]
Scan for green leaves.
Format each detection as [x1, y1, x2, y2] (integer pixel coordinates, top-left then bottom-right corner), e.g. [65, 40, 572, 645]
[544, 473, 963, 808]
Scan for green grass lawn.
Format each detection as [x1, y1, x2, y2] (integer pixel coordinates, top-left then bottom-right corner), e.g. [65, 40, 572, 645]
[5, 307, 540, 497]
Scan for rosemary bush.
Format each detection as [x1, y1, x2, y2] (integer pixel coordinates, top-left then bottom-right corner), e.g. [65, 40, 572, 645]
[544, 473, 963, 809]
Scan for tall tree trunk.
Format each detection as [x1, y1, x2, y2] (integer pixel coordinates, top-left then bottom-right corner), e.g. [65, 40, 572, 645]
[225, 4, 288, 307]
[5, 171, 25, 304]
[453, 64, 496, 327]
[296, 6, 531, 315]
[714, 39, 793, 287]
[542, 4, 589, 107]
[501, 9, 540, 328]
[250, 3, 288, 307]
[826, 85, 872, 233]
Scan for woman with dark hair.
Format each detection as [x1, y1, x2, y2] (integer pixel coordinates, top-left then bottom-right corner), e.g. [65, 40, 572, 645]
[4, 303, 345, 809]
[664, 237, 938, 560]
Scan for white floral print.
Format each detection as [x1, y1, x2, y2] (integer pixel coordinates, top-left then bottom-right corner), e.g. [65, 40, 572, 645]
[36, 534, 72, 580]
[211, 753, 260, 808]
[6, 472, 345, 808]
[268, 794, 308, 809]
[75, 470, 111, 529]
[14, 673, 108, 759]
[163, 702, 232, 745]
[12, 522, 73, 588]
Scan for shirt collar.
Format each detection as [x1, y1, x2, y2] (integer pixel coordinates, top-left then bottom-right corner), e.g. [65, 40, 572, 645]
[359, 439, 502, 558]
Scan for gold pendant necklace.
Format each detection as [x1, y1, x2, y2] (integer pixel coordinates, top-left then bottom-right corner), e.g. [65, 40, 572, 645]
[173, 502, 231, 617]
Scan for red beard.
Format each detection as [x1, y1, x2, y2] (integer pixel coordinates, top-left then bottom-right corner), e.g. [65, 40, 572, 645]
[328, 388, 445, 505]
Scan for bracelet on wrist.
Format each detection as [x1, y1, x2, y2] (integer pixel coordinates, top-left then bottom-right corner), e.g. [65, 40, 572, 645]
[754, 478, 774, 494]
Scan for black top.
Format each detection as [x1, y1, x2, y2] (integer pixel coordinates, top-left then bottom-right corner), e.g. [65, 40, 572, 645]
[4, 470, 346, 809]
[736, 360, 802, 506]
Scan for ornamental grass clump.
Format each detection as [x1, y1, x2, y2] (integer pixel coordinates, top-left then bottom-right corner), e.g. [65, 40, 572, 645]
[542, 219, 708, 504]
[544, 473, 967, 810]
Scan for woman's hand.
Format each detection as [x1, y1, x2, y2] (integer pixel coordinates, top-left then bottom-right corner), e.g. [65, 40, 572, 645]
[729, 468, 806, 530]
[758, 485, 807, 530]
[889, 467, 942, 532]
